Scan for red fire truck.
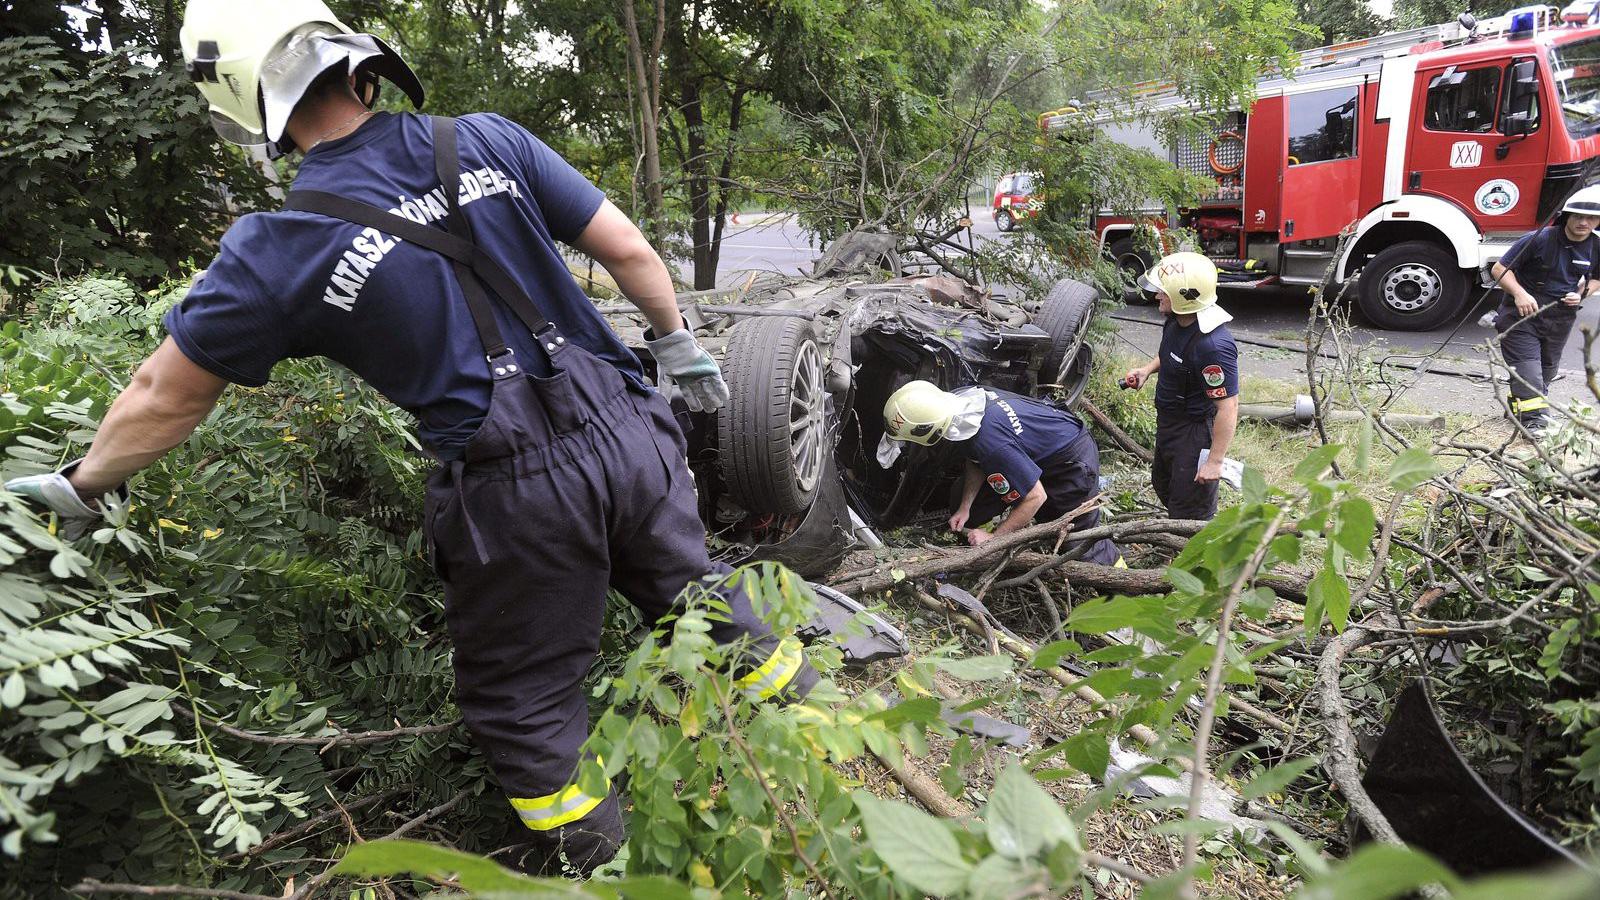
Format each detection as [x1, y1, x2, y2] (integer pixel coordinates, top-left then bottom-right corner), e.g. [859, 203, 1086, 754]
[1043, 6, 1600, 330]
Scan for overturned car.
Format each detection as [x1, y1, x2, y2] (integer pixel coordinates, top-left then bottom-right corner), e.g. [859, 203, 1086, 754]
[605, 235, 1103, 578]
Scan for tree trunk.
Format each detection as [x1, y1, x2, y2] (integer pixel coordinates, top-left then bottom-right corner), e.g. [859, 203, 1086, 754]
[620, 0, 666, 247]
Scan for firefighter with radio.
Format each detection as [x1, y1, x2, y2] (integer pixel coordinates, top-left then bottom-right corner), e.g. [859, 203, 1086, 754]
[1489, 186, 1600, 433]
[1122, 252, 1240, 521]
[879, 382, 1123, 565]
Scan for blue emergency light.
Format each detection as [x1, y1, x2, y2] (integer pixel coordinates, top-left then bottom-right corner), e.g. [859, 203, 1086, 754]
[1511, 10, 1538, 34]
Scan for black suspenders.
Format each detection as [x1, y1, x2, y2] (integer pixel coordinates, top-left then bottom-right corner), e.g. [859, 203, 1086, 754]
[282, 116, 565, 363]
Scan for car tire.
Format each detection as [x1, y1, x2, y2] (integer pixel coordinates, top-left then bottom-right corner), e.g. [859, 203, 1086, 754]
[1109, 237, 1155, 305]
[717, 315, 829, 515]
[995, 209, 1015, 232]
[1356, 241, 1469, 331]
[1035, 277, 1099, 407]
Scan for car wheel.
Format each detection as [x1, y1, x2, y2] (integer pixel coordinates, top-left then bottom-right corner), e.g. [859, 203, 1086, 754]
[1035, 277, 1099, 407]
[1109, 237, 1155, 305]
[1356, 241, 1468, 331]
[995, 209, 1015, 232]
[718, 315, 828, 515]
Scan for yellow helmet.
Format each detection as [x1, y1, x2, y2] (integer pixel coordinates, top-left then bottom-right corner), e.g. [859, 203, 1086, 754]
[883, 381, 960, 446]
[180, 0, 424, 157]
[1140, 251, 1233, 332]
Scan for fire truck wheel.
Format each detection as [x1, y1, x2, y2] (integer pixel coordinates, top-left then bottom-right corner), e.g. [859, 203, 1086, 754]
[995, 209, 1016, 232]
[1109, 237, 1155, 304]
[1035, 277, 1098, 406]
[1357, 241, 1469, 331]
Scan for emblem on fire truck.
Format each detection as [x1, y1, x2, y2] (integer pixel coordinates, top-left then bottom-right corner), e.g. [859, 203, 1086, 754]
[1450, 141, 1483, 169]
[1474, 179, 1520, 216]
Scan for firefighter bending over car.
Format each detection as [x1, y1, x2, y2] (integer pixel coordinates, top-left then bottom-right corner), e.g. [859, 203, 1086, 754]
[1489, 186, 1600, 434]
[879, 382, 1124, 566]
[4, 0, 816, 876]
[1123, 252, 1240, 521]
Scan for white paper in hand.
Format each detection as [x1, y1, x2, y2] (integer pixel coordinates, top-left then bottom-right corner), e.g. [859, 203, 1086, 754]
[1197, 449, 1244, 490]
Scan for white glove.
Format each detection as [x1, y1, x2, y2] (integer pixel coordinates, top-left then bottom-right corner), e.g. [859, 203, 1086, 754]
[644, 327, 730, 413]
[4, 459, 109, 540]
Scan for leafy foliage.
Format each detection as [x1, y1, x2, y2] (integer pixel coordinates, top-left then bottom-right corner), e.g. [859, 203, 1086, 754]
[0, 37, 272, 284]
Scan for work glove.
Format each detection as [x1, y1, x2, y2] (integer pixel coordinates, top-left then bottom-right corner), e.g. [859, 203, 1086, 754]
[644, 326, 730, 413]
[4, 459, 113, 540]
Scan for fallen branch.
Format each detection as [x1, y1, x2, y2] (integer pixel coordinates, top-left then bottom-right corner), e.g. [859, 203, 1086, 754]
[221, 789, 407, 862]
[1076, 397, 1154, 463]
[1002, 553, 1309, 602]
[1316, 619, 1402, 845]
[71, 883, 276, 900]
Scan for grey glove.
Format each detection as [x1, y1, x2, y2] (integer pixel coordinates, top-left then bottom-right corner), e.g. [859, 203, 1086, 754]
[5, 459, 107, 540]
[644, 327, 730, 413]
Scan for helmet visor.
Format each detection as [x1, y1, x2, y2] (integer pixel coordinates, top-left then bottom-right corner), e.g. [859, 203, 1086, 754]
[208, 109, 267, 147]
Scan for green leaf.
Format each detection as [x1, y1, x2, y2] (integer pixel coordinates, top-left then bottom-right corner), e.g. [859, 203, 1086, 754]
[1, 672, 24, 708]
[983, 763, 1076, 859]
[1240, 757, 1319, 800]
[1308, 562, 1351, 633]
[1387, 447, 1442, 492]
[1293, 444, 1343, 483]
[930, 654, 1012, 682]
[854, 791, 973, 895]
[334, 840, 565, 894]
[1242, 461, 1270, 503]
[1030, 638, 1082, 670]
[1296, 844, 1460, 900]
[1165, 566, 1206, 596]
[1449, 869, 1600, 900]
[868, 697, 942, 728]
[1335, 498, 1376, 561]
[1353, 414, 1374, 474]
[1061, 731, 1110, 779]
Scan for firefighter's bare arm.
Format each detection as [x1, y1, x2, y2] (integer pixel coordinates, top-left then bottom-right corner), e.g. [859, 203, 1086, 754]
[572, 199, 683, 338]
[1197, 394, 1239, 484]
[1491, 262, 1539, 316]
[68, 338, 230, 497]
[1125, 356, 1160, 389]
[950, 461, 984, 531]
[970, 481, 1047, 545]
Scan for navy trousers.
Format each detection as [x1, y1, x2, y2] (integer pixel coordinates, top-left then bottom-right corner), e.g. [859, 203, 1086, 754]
[1152, 413, 1219, 520]
[1496, 299, 1577, 428]
[424, 344, 815, 873]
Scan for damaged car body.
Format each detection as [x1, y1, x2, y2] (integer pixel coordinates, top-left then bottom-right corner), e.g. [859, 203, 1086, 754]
[603, 231, 1102, 581]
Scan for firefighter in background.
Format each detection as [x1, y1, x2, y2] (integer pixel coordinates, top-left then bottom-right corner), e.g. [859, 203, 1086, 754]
[1489, 186, 1600, 433]
[1123, 252, 1240, 520]
[878, 381, 1123, 565]
[4, 0, 815, 874]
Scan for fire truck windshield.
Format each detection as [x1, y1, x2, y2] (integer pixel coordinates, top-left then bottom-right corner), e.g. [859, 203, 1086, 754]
[1552, 37, 1600, 137]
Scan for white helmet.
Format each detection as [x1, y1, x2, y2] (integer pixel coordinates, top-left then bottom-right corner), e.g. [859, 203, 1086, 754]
[883, 381, 961, 446]
[180, 0, 424, 157]
[1562, 184, 1600, 217]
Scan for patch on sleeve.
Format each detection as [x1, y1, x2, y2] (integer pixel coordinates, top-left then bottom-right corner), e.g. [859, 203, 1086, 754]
[987, 473, 1011, 495]
[1202, 364, 1226, 387]
[1206, 386, 1229, 399]
[1003, 490, 1021, 503]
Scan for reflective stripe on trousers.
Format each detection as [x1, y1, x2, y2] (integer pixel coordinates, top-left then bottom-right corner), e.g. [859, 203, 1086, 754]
[736, 636, 805, 700]
[511, 781, 608, 831]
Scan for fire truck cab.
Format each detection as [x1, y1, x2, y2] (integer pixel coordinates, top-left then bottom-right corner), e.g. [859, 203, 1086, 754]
[1047, 6, 1600, 330]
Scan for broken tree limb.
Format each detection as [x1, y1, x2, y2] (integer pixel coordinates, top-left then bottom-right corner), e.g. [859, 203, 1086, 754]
[1316, 618, 1403, 845]
[1002, 553, 1310, 603]
[1077, 397, 1154, 463]
[829, 511, 1211, 596]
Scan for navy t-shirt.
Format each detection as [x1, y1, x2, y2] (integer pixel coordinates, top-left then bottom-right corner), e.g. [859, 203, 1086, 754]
[164, 112, 644, 460]
[1155, 319, 1239, 420]
[966, 390, 1088, 506]
[1501, 225, 1600, 300]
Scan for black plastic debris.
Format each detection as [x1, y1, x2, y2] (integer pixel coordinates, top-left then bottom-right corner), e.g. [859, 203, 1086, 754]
[731, 454, 856, 579]
[881, 689, 1032, 748]
[1360, 678, 1588, 876]
[797, 583, 910, 669]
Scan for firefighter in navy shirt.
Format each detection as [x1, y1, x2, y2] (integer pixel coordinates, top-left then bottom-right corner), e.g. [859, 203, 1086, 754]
[4, 0, 813, 875]
[880, 381, 1122, 565]
[1489, 186, 1600, 432]
[1124, 253, 1240, 520]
